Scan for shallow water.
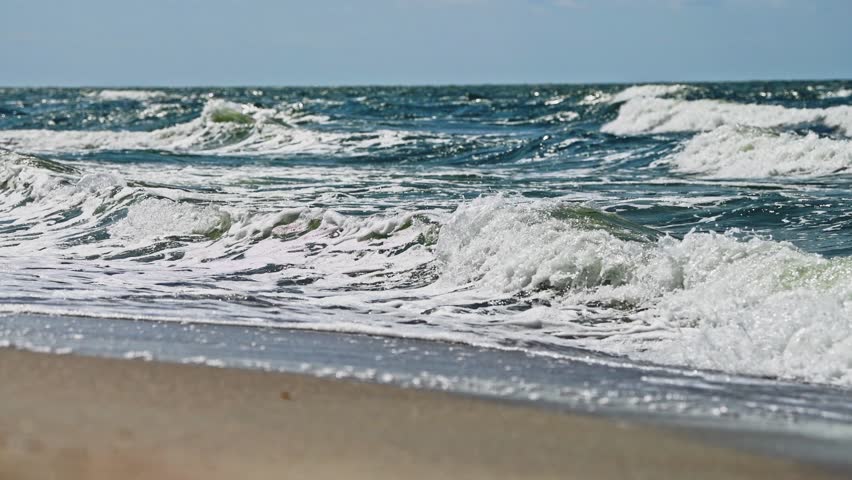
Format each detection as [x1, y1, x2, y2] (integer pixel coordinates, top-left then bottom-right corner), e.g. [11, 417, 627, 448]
[1, 82, 852, 392]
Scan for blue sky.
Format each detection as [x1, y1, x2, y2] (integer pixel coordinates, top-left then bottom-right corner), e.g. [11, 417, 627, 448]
[1, 0, 851, 86]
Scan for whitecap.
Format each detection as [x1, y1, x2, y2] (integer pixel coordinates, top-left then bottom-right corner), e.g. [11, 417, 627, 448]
[434, 196, 852, 386]
[4, 153, 852, 387]
[603, 97, 852, 136]
[0, 99, 445, 156]
[607, 84, 688, 104]
[578, 84, 688, 106]
[109, 198, 232, 240]
[662, 125, 852, 178]
[89, 89, 166, 102]
[820, 88, 852, 100]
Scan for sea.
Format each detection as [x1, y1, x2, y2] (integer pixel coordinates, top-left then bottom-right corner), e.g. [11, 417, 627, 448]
[1, 82, 852, 464]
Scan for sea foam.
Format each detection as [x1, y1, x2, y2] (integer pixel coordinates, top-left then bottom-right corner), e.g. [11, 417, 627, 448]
[603, 97, 852, 136]
[0, 100, 432, 156]
[110, 198, 232, 240]
[607, 84, 688, 104]
[663, 125, 852, 178]
[578, 83, 687, 105]
[89, 89, 166, 102]
[3, 154, 852, 386]
[436, 196, 852, 386]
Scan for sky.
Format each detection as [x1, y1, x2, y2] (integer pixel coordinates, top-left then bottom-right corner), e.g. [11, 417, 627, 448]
[1, 0, 851, 86]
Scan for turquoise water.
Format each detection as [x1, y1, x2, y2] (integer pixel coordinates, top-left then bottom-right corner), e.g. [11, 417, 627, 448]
[1, 82, 852, 392]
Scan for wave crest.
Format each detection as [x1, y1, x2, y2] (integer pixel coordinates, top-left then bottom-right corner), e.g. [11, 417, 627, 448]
[88, 89, 166, 102]
[437, 196, 661, 293]
[437, 196, 852, 385]
[663, 125, 852, 178]
[0, 99, 434, 156]
[603, 97, 852, 136]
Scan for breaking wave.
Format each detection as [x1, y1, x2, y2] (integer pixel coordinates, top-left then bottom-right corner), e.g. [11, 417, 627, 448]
[662, 125, 852, 178]
[88, 89, 166, 102]
[607, 83, 689, 104]
[821, 88, 852, 100]
[0, 99, 440, 156]
[3, 153, 850, 388]
[436, 196, 852, 386]
[577, 83, 688, 105]
[603, 97, 852, 136]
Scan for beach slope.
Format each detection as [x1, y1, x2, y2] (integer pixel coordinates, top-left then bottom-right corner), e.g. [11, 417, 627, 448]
[0, 349, 841, 480]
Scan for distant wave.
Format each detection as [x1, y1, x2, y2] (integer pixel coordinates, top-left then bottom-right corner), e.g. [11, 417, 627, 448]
[662, 125, 852, 178]
[603, 97, 852, 136]
[578, 83, 688, 105]
[0, 99, 443, 156]
[607, 83, 688, 104]
[820, 88, 852, 100]
[87, 89, 166, 102]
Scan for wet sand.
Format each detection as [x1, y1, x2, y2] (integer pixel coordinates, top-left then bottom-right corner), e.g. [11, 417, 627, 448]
[0, 348, 842, 480]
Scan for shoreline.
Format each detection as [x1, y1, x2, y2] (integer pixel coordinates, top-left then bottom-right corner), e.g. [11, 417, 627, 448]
[3, 312, 852, 471]
[0, 347, 845, 479]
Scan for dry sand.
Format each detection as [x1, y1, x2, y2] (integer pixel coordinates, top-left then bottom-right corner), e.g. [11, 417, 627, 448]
[0, 348, 842, 480]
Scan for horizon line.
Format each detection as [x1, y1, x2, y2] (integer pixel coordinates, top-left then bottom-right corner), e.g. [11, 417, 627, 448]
[2, 77, 851, 90]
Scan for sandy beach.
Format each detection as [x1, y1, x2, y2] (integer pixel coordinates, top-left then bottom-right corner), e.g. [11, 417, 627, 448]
[0, 348, 842, 480]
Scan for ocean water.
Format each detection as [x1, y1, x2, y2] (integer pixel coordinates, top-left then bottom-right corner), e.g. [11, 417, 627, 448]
[2, 83, 852, 423]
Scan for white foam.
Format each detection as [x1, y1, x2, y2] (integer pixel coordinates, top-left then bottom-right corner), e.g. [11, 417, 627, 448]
[608, 84, 688, 104]
[603, 97, 852, 136]
[4, 153, 852, 387]
[436, 197, 649, 293]
[435, 196, 852, 386]
[578, 84, 687, 106]
[820, 88, 852, 100]
[76, 172, 127, 192]
[109, 198, 232, 240]
[0, 151, 67, 205]
[89, 89, 166, 101]
[632, 235, 852, 386]
[663, 125, 852, 178]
